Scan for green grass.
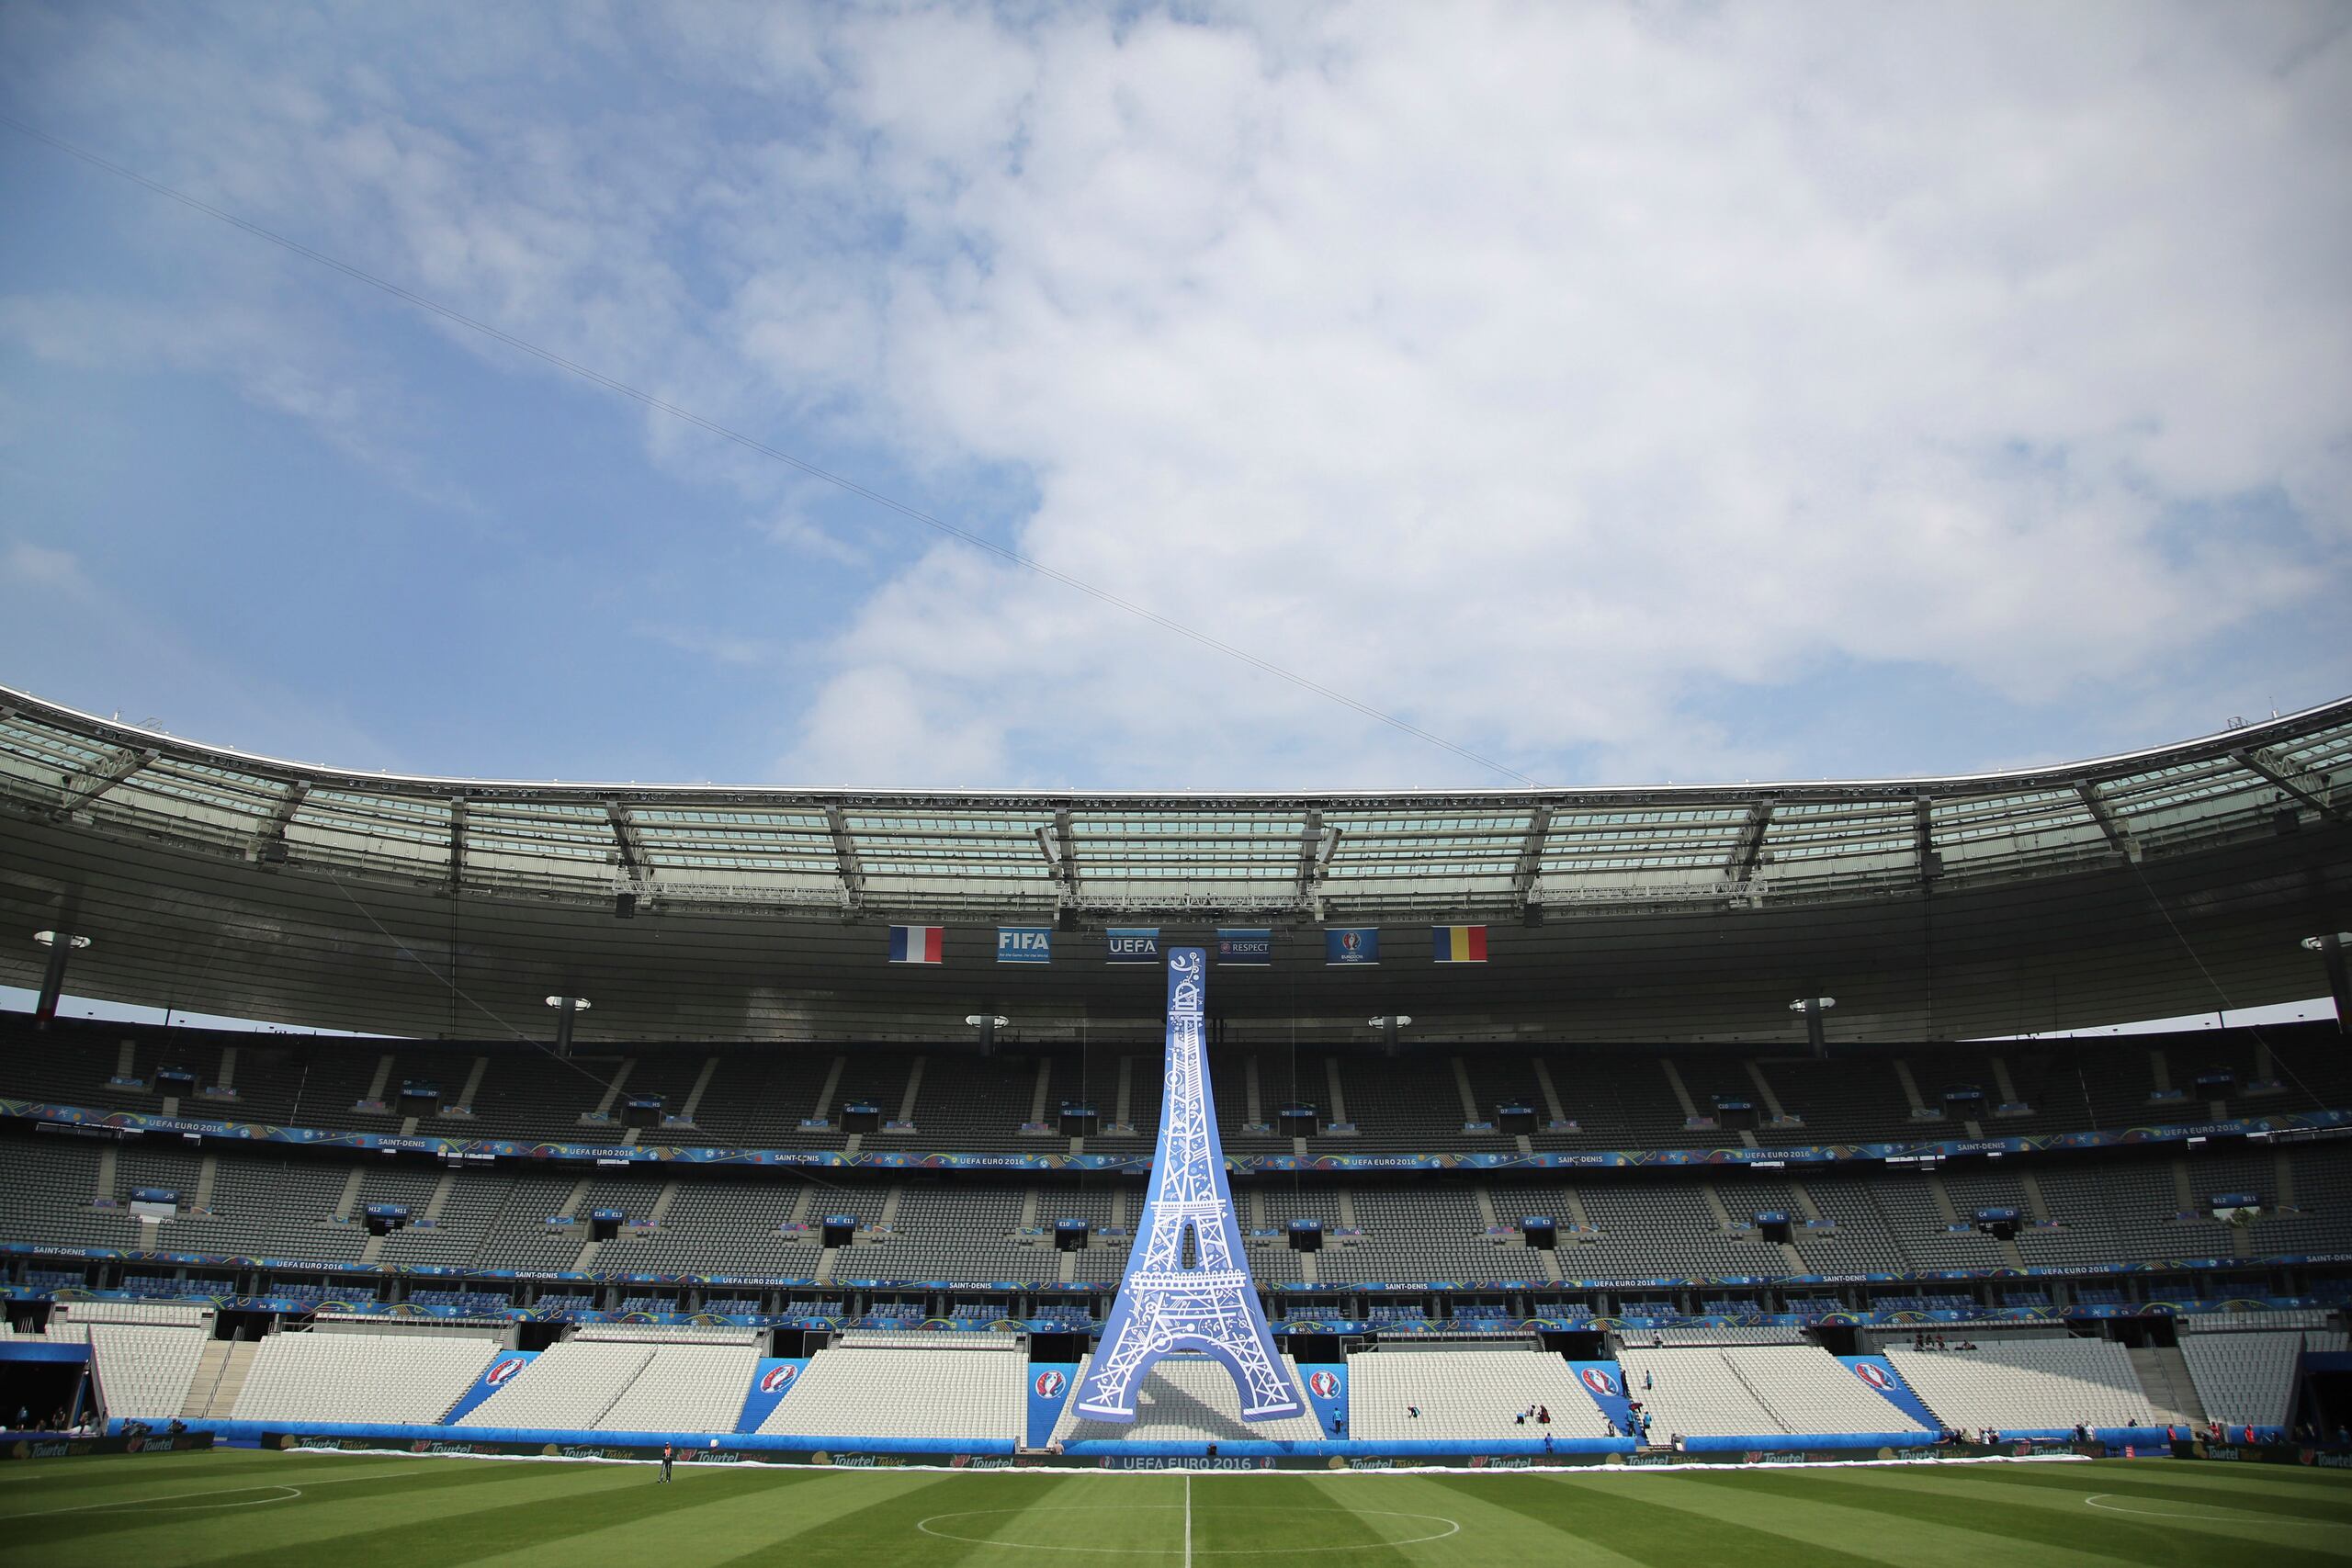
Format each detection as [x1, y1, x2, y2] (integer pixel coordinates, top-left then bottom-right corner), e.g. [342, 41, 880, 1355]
[3, 1450, 2349, 1567]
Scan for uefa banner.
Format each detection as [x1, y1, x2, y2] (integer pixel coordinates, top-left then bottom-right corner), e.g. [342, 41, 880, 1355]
[1216, 929, 1272, 965]
[1105, 928, 1161, 964]
[1325, 928, 1379, 965]
[996, 927, 1052, 964]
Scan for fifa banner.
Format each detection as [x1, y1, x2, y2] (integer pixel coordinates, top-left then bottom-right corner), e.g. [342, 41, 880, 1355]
[1566, 1360, 1639, 1435]
[1297, 1363, 1349, 1436]
[1216, 929, 1273, 966]
[443, 1349, 538, 1423]
[735, 1358, 808, 1433]
[997, 927, 1052, 964]
[1025, 1362, 1080, 1448]
[1105, 928, 1162, 964]
[1325, 928, 1379, 965]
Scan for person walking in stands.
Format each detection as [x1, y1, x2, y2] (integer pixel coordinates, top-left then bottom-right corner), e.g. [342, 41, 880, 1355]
[660, 1442, 674, 1483]
[11, 1405, 22, 1429]
[1643, 1370, 1653, 1391]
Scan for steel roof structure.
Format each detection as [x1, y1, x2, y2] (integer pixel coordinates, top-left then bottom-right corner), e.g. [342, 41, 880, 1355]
[1, 683, 2346, 1044]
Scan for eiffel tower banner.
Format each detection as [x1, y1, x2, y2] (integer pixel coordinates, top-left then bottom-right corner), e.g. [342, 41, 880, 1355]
[1072, 947, 1304, 1423]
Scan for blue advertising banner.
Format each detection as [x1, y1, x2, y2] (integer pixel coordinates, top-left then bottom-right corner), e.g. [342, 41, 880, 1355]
[1325, 928, 1379, 965]
[1216, 929, 1272, 966]
[997, 927, 1053, 964]
[1297, 1363, 1349, 1437]
[1105, 928, 1162, 964]
[1025, 1362, 1080, 1448]
[1567, 1360, 1639, 1436]
[734, 1357, 808, 1433]
[444, 1349, 538, 1422]
[1838, 1356, 1939, 1429]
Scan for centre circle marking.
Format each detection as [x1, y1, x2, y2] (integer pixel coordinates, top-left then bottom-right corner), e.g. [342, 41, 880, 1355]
[914, 1503, 1462, 1555]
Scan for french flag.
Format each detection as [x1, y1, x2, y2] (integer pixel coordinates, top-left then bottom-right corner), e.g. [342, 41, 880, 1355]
[888, 926, 944, 964]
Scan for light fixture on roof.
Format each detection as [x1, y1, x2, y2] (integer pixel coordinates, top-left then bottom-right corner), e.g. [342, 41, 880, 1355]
[1369, 1013, 1412, 1057]
[2300, 933, 2352, 1036]
[966, 1013, 1010, 1055]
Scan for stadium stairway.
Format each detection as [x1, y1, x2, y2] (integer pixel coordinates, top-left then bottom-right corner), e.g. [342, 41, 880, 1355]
[2128, 1345, 2207, 1427]
[179, 1341, 256, 1420]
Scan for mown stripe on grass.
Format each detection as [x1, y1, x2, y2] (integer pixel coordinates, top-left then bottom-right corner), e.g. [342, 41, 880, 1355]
[1939, 1461, 2352, 1517]
[450, 1466, 944, 1568]
[0, 1451, 570, 1551]
[1430, 1472, 1905, 1568]
[133, 1459, 801, 1568]
[694, 1471, 1032, 1568]
[1356, 1473, 1658, 1568]
[1663, 1470, 2165, 1568]
[1681, 1467, 2351, 1566]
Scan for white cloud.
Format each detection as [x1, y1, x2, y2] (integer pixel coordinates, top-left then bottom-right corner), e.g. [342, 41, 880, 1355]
[5, 2, 2346, 787]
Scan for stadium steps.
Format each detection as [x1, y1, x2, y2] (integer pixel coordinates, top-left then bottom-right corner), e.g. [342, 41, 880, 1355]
[1742, 1060, 1788, 1122]
[1532, 1057, 1569, 1126]
[331, 1168, 365, 1222]
[422, 1169, 458, 1223]
[2131, 1347, 2208, 1426]
[2017, 1171, 2052, 1224]
[95, 1144, 118, 1201]
[1658, 1059, 1700, 1121]
[1892, 1060, 1930, 1117]
[184, 1340, 257, 1419]
[359, 1234, 387, 1264]
[191, 1156, 218, 1211]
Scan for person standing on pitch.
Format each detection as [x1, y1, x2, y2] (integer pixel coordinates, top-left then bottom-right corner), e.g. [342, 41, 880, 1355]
[660, 1442, 674, 1483]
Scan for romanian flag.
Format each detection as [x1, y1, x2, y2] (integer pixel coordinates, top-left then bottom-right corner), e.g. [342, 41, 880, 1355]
[888, 925, 944, 964]
[1432, 925, 1487, 964]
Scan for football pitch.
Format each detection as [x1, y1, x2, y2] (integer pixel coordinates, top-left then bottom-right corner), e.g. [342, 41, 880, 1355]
[4, 1450, 2349, 1567]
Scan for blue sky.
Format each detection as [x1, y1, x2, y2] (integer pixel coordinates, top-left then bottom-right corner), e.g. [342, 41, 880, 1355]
[2, 3, 2348, 793]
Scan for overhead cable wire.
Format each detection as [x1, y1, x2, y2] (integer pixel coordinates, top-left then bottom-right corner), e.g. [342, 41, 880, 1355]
[0, 112, 1543, 788]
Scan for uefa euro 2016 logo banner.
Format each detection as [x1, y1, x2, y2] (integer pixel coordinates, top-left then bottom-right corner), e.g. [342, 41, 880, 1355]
[1307, 1370, 1340, 1400]
[1035, 1370, 1066, 1399]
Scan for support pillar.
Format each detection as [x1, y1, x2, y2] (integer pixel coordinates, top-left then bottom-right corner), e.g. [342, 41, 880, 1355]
[31, 931, 88, 1031]
[545, 996, 591, 1058]
[1790, 996, 1836, 1058]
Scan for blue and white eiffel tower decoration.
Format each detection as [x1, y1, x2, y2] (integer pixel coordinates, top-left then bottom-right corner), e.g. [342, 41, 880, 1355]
[1073, 946, 1304, 1423]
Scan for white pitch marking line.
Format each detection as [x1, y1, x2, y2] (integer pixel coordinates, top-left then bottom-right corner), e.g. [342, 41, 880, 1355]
[0, 1462, 451, 1522]
[1184, 1472, 1193, 1568]
[911, 1504, 1463, 1555]
[2083, 1493, 2341, 1527]
[0, 1483, 303, 1518]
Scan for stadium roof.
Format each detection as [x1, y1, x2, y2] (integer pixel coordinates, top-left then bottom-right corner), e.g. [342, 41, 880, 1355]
[1, 683, 2346, 1043]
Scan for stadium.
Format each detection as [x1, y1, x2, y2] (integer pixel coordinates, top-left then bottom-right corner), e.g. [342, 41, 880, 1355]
[7, 4, 2352, 1562]
[3, 684, 2350, 1562]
